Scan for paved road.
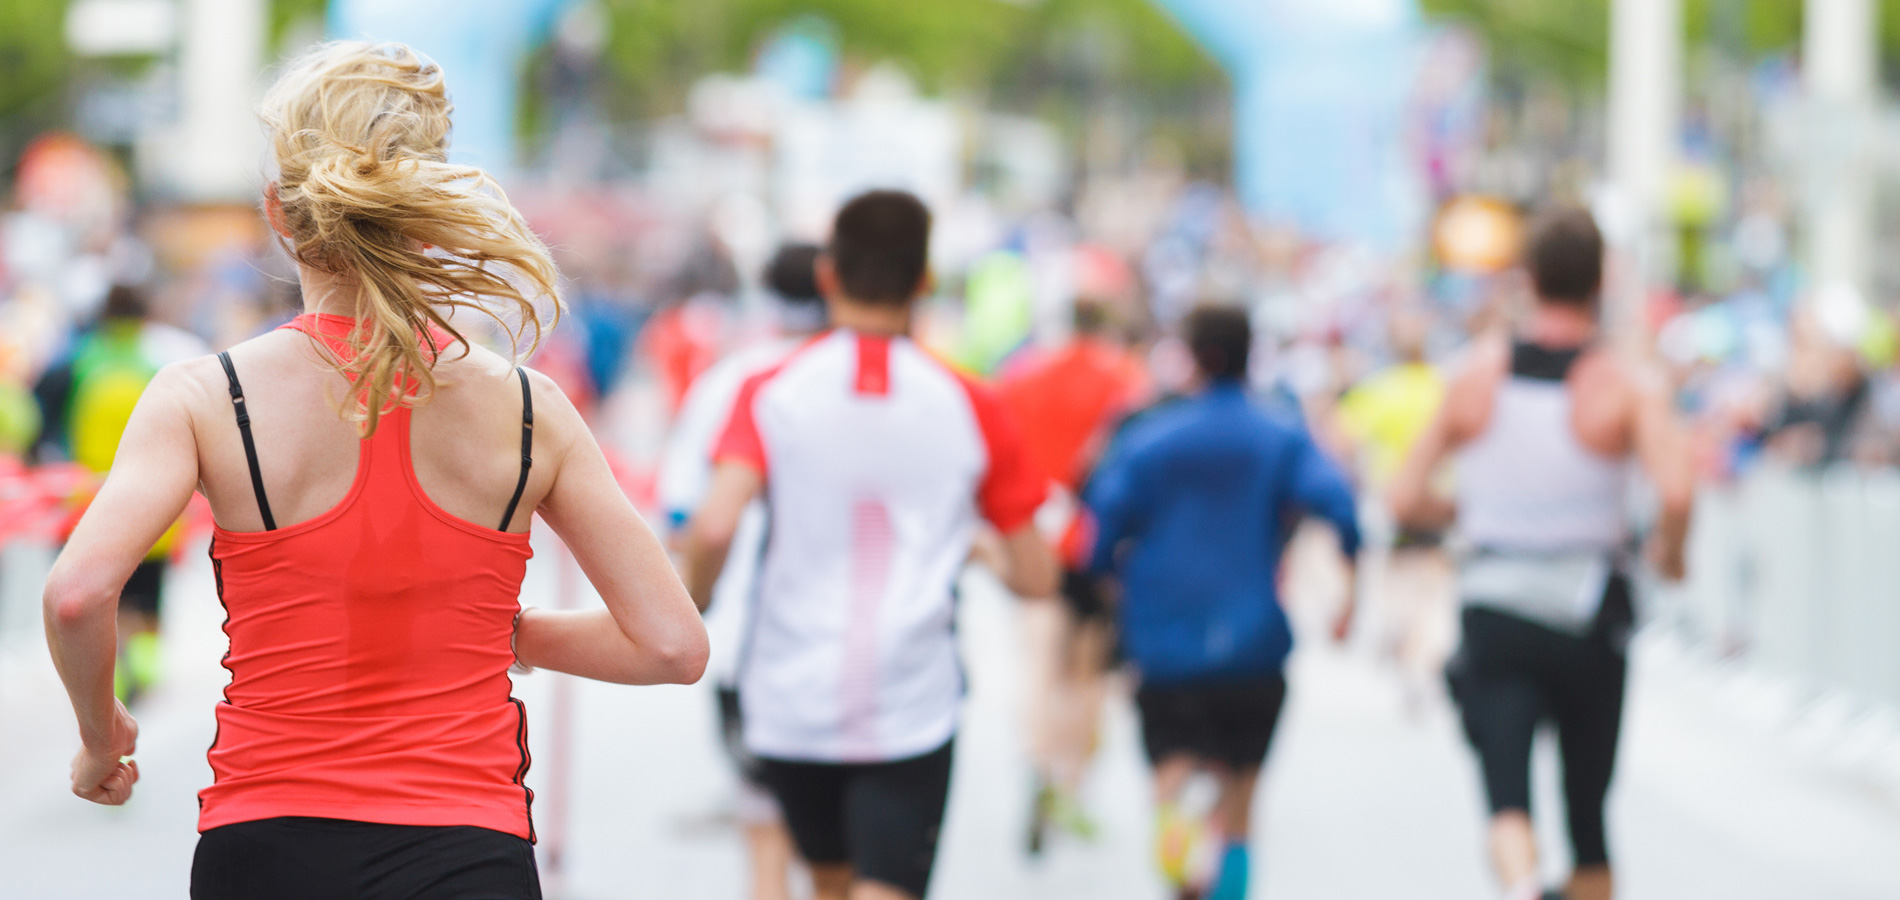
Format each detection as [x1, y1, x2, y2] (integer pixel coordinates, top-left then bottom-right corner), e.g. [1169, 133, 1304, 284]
[2, 535, 1899, 899]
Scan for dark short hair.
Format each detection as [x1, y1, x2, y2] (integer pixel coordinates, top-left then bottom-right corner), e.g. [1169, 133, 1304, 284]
[764, 242, 822, 306]
[1073, 298, 1110, 337]
[827, 190, 931, 304]
[102, 283, 151, 320]
[1184, 304, 1251, 381]
[1525, 207, 1603, 306]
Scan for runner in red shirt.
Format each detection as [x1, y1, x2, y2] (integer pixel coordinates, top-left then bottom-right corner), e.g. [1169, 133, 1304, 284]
[994, 299, 1149, 853]
[43, 42, 706, 900]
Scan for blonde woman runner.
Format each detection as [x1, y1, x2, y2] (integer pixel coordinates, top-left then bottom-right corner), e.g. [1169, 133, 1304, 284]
[42, 42, 707, 899]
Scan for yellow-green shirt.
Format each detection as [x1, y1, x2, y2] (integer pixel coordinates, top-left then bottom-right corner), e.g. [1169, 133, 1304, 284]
[1337, 362, 1444, 486]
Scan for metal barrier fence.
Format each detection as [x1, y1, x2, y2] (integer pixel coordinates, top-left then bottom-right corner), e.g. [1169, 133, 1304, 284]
[1676, 465, 1900, 709]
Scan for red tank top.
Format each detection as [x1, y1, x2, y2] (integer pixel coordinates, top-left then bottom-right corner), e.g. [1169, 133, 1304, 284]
[198, 314, 537, 839]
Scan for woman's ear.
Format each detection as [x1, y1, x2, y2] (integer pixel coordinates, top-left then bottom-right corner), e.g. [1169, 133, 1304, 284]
[263, 182, 293, 239]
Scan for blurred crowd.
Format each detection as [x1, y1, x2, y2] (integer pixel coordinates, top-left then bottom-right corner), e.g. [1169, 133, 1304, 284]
[6, 132, 1898, 515]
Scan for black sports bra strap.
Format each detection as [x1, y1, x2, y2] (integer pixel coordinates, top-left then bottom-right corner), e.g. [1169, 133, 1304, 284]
[498, 368, 533, 532]
[217, 351, 277, 531]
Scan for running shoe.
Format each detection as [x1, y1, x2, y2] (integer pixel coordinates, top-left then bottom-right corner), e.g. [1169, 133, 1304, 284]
[1155, 805, 1202, 888]
[1026, 780, 1052, 857]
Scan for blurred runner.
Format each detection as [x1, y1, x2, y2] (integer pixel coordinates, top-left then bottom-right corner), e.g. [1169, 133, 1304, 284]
[1390, 208, 1693, 900]
[1086, 305, 1361, 900]
[995, 298, 1149, 855]
[683, 190, 1057, 900]
[34, 283, 206, 703]
[1334, 309, 1452, 713]
[43, 42, 708, 899]
[659, 242, 826, 900]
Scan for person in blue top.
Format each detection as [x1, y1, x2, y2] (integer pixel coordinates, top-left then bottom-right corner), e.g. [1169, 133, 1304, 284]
[1087, 304, 1361, 900]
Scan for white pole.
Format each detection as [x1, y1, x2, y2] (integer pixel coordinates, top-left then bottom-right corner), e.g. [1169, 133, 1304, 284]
[1605, 0, 1681, 339]
[171, 0, 265, 203]
[1804, 0, 1878, 309]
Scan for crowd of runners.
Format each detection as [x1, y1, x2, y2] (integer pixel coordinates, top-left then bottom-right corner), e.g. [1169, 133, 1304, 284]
[21, 40, 1703, 900]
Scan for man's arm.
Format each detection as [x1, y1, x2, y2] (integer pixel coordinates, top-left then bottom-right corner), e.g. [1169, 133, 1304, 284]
[1630, 367, 1694, 581]
[993, 523, 1059, 599]
[1387, 409, 1458, 531]
[681, 461, 763, 611]
[1388, 337, 1501, 530]
[1288, 432, 1362, 641]
[1082, 441, 1143, 577]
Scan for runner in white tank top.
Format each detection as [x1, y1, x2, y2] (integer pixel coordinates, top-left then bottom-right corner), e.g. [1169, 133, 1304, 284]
[1389, 208, 1693, 900]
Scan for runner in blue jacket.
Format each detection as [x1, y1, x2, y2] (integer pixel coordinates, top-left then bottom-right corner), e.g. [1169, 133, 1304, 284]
[1087, 304, 1360, 900]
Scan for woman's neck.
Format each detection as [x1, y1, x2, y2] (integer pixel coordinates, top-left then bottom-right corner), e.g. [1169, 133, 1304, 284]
[298, 266, 362, 318]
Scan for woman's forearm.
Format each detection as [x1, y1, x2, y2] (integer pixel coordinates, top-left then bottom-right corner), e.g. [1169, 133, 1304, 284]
[512, 607, 705, 686]
[44, 576, 122, 750]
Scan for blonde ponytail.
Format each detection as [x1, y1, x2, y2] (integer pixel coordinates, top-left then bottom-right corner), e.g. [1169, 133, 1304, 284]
[261, 41, 559, 435]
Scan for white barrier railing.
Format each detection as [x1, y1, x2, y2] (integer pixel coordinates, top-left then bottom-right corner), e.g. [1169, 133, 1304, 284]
[1676, 466, 1900, 708]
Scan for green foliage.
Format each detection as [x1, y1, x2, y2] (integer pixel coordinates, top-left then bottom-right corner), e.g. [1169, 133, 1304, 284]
[269, 0, 328, 53]
[0, 0, 74, 124]
[1426, 0, 1900, 92]
[1419, 0, 1611, 88]
[596, 0, 1221, 118]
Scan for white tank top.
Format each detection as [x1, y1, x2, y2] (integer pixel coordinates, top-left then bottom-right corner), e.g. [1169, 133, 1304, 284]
[1455, 343, 1630, 553]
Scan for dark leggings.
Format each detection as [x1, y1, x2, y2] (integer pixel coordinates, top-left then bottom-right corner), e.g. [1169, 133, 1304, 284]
[1449, 601, 1628, 868]
[192, 817, 541, 900]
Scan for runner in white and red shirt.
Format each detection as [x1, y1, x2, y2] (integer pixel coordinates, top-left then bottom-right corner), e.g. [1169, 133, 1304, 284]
[683, 190, 1058, 900]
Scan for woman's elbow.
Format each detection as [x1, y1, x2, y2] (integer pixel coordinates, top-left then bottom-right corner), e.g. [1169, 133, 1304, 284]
[43, 568, 112, 632]
[654, 624, 710, 685]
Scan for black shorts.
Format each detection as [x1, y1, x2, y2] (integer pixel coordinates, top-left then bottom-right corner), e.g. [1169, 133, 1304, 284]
[119, 560, 165, 617]
[191, 816, 540, 900]
[717, 686, 767, 785]
[757, 740, 954, 898]
[1393, 527, 1447, 551]
[1135, 677, 1287, 770]
[1059, 568, 1111, 622]
[1446, 574, 1632, 868]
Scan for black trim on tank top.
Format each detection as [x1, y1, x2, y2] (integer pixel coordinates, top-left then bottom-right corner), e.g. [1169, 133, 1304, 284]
[204, 536, 233, 804]
[509, 696, 536, 843]
[218, 352, 277, 530]
[1509, 341, 1587, 382]
[498, 368, 534, 531]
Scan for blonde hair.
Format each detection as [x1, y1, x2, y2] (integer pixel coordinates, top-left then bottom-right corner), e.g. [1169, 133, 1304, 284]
[262, 41, 559, 435]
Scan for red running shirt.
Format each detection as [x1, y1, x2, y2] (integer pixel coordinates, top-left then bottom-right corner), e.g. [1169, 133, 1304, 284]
[198, 314, 537, 839]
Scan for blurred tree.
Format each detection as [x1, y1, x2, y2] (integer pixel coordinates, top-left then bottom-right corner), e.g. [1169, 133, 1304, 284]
[0, 0, 74, 135]
[1425, 0, 1900, 91]
[1418, 0, 1611, 88]
[269, 0, 328, 53]
[595, 0, 1221, 117]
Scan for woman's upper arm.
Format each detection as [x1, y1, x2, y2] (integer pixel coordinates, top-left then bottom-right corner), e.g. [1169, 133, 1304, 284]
[51, 365, 203, 603]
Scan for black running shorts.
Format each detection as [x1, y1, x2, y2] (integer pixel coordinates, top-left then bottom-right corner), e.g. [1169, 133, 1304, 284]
[191, 817, 541, 900]
[119, 560, 166, 617]
[717, 686, 768, 785]
[1060, 568, 1111, 622]
[757, 740, 955, 898]
[1135, 677, 1287, 769]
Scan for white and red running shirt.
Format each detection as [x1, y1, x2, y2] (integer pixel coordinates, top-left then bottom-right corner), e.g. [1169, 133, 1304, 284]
[715, 328, 1046, 763]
